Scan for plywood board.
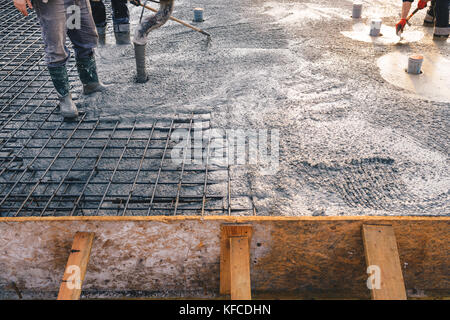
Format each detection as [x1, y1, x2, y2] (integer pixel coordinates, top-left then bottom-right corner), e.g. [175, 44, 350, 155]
[220, 224, 252, 295]
[57, 232, 94, 300]
[230, 237, 251, 300]
[362, 225, 407, 300]
[0, 216, 448, 299]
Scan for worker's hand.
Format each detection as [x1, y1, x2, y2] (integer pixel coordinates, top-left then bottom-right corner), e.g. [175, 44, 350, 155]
[396, 18, 407, 33]
[13, 0, 33, 16]
[417, 0, 428, 9]
[129, 0, 141, 6]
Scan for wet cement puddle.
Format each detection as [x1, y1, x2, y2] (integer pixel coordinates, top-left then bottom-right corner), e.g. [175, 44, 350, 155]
[377, 51, 450, 102]
[341, 23, 424, 44]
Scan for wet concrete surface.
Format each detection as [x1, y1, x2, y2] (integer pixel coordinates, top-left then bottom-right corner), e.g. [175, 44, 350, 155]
[78, 0, 449, 216]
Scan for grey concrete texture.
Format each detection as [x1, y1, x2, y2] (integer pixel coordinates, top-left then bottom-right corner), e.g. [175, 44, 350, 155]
[78, 0, 449, 216]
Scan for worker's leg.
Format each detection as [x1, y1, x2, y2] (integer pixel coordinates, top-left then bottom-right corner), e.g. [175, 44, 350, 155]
[66, 0, 107, 95]
[424, 0, 436, 25]
[90, 0, 107, 44]
[33, 0, 70, 67]
[32, 0, 78, 119]
[111, 0, 131, 44]
[434, 0, 450, 39]
[66, 0, 98, 60]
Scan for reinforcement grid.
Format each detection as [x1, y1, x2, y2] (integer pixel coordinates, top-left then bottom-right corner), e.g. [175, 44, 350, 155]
[0, 0, 252, 217]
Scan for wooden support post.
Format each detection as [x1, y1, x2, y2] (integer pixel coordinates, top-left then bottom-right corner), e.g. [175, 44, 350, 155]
[57, 232, 95, 300]
[220, 224, 252, 300]
[230, 237, 251, 300]
[362, 225, 407, 300]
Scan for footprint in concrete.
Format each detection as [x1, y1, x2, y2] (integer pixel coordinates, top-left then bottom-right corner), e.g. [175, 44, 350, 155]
[341, 22, 423, 44]
[377, 51, 450, 102]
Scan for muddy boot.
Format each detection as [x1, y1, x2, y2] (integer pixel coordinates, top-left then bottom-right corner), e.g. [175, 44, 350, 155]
[432, 0, 449, 40]
[433, 33, 449, 40]
[424, 6, 435, 26]
[114, 23, 131, 45]
[423, 14, 435, 26]
[97, 26, 106, 46]
[58, 94, 79, 119]
[76, 55, 108, 95]
[48, 66, 78, 119]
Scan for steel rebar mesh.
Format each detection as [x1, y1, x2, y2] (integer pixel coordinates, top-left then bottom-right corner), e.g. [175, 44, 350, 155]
[0, 0, 254, 217]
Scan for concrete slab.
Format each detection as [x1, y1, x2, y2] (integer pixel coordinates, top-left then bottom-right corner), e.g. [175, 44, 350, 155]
[77, 0, 449, 217]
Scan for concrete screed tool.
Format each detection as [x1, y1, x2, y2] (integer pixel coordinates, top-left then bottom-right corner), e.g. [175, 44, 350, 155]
[396, 7, 421, 37]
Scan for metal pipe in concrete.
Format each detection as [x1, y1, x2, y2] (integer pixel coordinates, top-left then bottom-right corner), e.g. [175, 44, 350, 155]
[352, 2, 362, 19]
[193, 8, 204, 22]
[134, 44, 148, 83]
[407, 55, 424, 74]
[369, 19, 382, 37]
[133, 0, 175, 83]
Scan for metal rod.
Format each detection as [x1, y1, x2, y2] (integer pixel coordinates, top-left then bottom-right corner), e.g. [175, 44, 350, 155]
[122, 121, 156, 215]
[201, 130, 211, 216]
[173, 115, 193, 215]
[70, 121, 120, 216]
[94, 121, 133, 215]
[147, 120, 174, 215]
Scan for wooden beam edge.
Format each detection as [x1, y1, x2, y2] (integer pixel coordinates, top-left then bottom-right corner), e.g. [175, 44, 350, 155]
[1, 215, 448, 223]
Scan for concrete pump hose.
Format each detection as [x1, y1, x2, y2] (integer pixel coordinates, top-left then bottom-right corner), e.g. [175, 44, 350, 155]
[133, 0, 174, 83]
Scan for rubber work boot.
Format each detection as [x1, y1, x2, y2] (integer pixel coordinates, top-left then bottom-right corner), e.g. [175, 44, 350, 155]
[423, 14, 435, 26]
[97, 26, 106, 46]
[114, 23, 131, 45]
[433, 33, 449, 40]
[47, 66, 78, 119]
[76, 55, 107, 95]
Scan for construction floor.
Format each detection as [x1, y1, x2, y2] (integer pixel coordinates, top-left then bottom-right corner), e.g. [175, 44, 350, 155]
[0, 0, 449, 217]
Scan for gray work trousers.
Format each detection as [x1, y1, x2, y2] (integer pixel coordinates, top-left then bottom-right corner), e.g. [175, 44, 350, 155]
[433, 0, 450, 35]
[33, 0, 98, 67]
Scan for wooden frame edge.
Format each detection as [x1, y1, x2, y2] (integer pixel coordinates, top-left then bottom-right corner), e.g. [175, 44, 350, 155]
[0, 215, 448, 223]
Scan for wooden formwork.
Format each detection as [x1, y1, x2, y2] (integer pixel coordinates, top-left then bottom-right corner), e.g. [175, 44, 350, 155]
[0, 216, 448, 300]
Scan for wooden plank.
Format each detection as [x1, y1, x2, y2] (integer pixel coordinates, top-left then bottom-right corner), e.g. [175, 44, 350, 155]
[362, 225, 407, 300]
[230, 236, 251, 300]
[220, 224, 252, 295]
[57, 232, 95, 300]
